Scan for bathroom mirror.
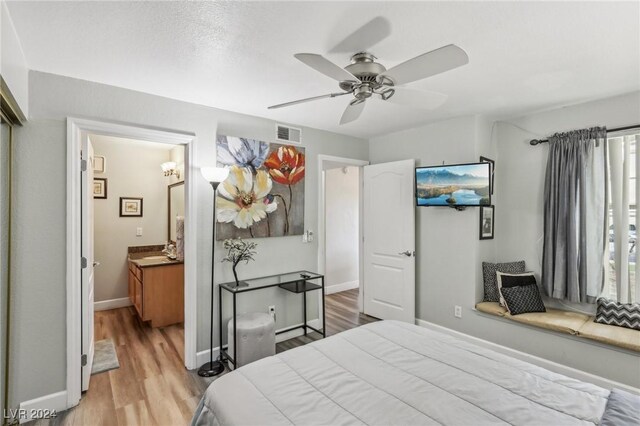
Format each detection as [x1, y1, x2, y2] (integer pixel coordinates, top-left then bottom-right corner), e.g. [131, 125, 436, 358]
[168, 181, 185, 242]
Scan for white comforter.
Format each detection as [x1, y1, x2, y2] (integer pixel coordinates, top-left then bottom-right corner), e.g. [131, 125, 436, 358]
[193, 320, 610, 426]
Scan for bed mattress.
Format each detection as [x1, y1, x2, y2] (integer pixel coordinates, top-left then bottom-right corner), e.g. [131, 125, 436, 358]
[192, 320, 611, 425]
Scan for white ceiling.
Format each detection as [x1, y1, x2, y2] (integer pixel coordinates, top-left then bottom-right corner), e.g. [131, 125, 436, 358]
[7, 1, 640, 138]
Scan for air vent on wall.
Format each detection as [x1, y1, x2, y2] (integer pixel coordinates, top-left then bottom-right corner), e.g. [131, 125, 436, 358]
[276, 124, 302, 144]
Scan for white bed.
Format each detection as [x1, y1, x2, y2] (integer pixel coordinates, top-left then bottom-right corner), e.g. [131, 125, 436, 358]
[192, 320, 611, 425]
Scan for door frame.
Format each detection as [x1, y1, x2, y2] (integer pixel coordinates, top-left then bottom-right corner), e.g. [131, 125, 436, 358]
[66, 117, 196, 408]
[317, 155, 369, 319]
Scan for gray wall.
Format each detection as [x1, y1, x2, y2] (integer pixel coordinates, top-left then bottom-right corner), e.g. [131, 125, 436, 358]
[370, 111, 640, 388]
[1, 1, 29, 116]
[11, 71, 368, 404]
[91, 138, 173, 303]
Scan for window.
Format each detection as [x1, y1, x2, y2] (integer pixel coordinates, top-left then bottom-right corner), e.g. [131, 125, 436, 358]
[605, 131, 640, 303]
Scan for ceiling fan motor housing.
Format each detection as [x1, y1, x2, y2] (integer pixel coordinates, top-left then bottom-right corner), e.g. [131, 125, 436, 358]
[340, 52, 394, 99]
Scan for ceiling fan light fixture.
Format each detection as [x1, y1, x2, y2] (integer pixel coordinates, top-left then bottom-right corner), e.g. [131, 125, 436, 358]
[379, 88, 395, 101]
[353, 84, 373, 101]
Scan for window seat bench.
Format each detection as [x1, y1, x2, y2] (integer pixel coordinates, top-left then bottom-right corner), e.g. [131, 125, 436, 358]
[475, 302, 640, 353]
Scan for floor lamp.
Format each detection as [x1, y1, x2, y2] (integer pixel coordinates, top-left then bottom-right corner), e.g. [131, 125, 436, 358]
[198, 166, 229, 377]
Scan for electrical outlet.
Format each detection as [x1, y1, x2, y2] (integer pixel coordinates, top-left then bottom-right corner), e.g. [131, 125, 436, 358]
[268, 305, 276, 321]
[307, 230, 314, 242]
[136, 227, 143, 236]
[454, 305, 462, 318]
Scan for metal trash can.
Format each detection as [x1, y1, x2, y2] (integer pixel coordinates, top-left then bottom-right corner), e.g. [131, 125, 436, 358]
[227, 312, 275, 370]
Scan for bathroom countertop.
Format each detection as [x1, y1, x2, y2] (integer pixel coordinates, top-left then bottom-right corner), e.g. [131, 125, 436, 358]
[128, 248, 183, 268]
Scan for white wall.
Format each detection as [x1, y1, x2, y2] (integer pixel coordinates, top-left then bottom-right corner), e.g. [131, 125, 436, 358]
[325, 166, 359, 292]
[370, 111, 640, 387]
[10, 70, 368, 405]
[91, 137, 173, 303]
[0, 1, 28, 116]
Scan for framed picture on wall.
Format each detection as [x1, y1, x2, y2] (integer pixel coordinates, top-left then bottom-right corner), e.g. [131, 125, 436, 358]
[93, 178, 107, 199]
[479, 156, 495, 194]
[93, 155, 106, 174]
[119, 197, 143, 217]
[479, 205, 495, 240]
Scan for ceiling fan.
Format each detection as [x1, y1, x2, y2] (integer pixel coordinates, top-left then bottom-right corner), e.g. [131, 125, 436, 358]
[268, 39, 469, 125]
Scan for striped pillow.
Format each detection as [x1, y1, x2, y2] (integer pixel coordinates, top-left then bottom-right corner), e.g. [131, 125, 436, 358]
[595, 298, 640, 330]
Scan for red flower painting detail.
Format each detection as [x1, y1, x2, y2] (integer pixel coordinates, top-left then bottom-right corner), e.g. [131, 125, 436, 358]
[264, 146, 305, 185]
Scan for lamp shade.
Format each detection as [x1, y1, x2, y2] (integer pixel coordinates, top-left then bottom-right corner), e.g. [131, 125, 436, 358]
[200, 166, 229, 183]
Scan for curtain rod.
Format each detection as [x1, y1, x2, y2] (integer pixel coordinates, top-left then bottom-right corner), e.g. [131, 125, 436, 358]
[529, 125, 640, 146]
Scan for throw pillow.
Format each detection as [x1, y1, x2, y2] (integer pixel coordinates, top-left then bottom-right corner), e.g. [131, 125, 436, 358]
[500, 284, 546, 315]
[496, 271, 537, 306]
[595, 298, 640, 330]
[482, 261, 526, 302]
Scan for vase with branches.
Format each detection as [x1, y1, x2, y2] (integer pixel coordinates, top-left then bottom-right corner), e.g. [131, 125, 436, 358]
[222, 238, 258, 286]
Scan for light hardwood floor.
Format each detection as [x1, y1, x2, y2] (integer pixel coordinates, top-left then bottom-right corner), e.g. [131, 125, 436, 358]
[30, 289, 377, 426]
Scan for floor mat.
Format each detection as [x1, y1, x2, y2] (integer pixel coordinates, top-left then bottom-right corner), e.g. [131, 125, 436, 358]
[91, 338, 120, 375]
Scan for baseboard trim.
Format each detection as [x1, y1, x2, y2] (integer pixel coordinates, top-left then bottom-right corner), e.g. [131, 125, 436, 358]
[18, 390, 68, 424]
[325, 280, 359, 295]
[195, 319, 320, 368]
[414, 318, 639, 394]
[94, 297, 132, 311]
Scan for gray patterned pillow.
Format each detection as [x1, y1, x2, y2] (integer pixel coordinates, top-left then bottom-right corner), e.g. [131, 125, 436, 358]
[482, 261, 526, 302]
[595, 298, 640, 330]
[501, 284, 546, 315]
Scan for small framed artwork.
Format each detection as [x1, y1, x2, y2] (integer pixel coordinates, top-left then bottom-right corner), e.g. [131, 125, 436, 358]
[93, 178, 107, 199]
[479, 156, 495, 194]
[479, 205, 495, 240]
[93, 156, 106, 174]
[119, 197, 143, 217]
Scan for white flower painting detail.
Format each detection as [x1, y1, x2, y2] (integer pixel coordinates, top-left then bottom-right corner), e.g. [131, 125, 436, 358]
[216, 136, 268, 170]
[216, 166, 278, 229]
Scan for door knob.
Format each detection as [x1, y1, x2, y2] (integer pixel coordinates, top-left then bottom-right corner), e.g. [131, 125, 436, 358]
[398, 251, 414, 257]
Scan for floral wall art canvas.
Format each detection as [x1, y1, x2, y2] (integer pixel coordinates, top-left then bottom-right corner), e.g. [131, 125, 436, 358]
[215, 135, 305, 239]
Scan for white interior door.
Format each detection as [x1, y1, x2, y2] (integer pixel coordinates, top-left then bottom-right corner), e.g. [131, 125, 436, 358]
[81, 138, 95, 391]
[363, 159, 415, 322]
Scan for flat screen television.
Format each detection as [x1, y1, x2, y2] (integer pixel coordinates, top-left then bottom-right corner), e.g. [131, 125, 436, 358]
[415, 162, 491, 207]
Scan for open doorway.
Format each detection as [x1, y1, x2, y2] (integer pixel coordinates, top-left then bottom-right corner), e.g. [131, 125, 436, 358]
[318, 155, 368, 330]
[66, 118, 197, 410]
[84, 133, 186, 389]
[325, 166, 360, 294]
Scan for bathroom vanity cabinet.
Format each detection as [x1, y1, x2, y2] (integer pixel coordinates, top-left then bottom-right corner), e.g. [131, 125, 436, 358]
[128, 260, 184, 327]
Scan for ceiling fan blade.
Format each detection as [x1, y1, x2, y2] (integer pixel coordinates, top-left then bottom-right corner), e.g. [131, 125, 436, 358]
[268, 92, 350, 109]
[294, 53, 359, 82]
[383, 87, 448, 110]
[329, 16, 391, 54]
[381, 44, 469, 85]
[340, 100, 365, 125]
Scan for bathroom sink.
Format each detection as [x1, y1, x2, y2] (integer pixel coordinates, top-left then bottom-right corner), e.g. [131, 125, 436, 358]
[143, 255, 169, 260]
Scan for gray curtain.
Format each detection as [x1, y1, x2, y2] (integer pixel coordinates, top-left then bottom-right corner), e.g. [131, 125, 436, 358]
[542, 127, 607, 303]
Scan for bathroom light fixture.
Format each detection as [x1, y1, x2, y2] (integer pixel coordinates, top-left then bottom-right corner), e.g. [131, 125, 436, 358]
[161, 161, 180, 179]
[198, 166, 229, 377]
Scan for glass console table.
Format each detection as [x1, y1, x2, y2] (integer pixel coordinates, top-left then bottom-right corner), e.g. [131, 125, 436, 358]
[218, 270, 325, 368]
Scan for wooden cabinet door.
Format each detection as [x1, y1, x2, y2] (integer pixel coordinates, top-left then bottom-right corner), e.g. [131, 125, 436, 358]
[134, 277, 143, 318]
[128, 268, 135, 303]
